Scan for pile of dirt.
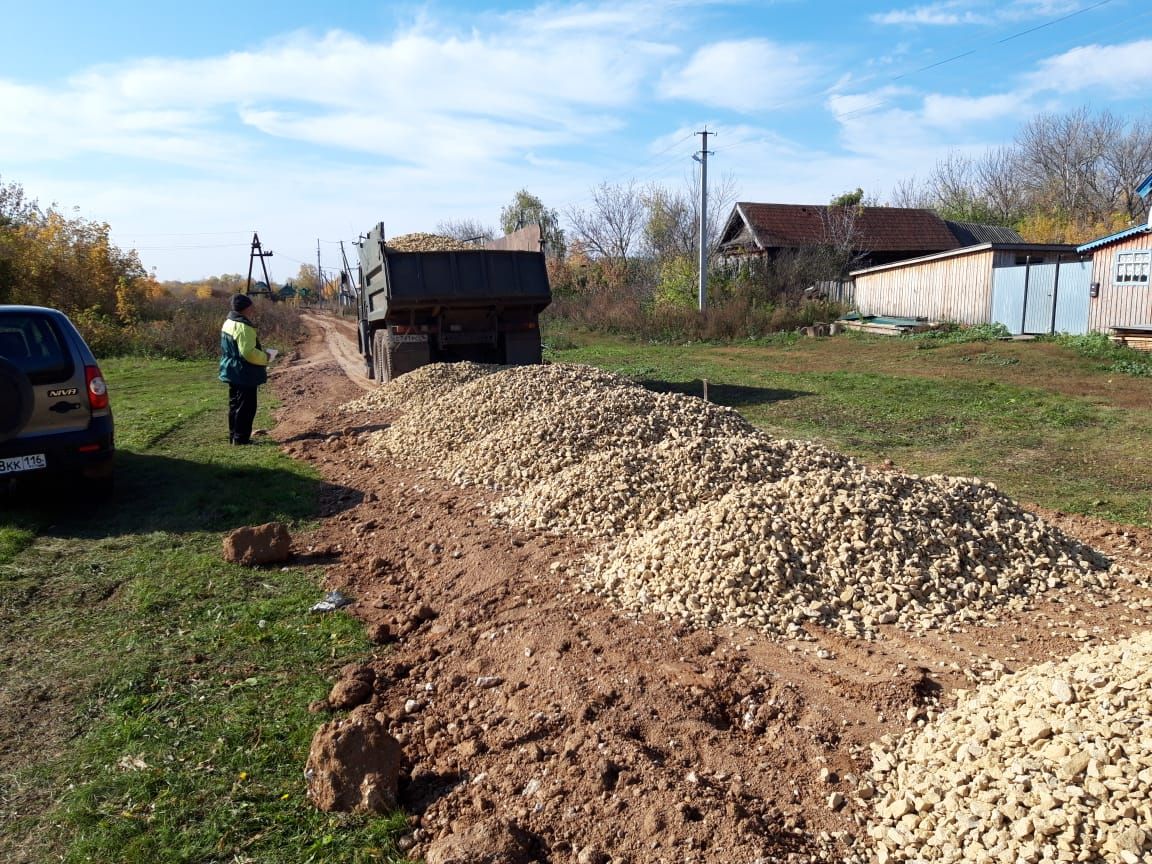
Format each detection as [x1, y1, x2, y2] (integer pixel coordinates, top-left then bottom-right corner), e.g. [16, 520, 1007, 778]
[868, 630, 1152, 863]
[340, 361, 499, 415]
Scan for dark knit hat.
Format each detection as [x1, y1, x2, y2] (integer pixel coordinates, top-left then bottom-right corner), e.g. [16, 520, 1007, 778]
[231, 294, 253, 312]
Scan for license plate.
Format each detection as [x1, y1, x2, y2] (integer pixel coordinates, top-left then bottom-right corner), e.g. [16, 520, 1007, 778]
[0, 454, 46, 474]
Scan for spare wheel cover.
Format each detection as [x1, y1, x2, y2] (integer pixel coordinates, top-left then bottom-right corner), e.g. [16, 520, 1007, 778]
[0, 357, 35, 443]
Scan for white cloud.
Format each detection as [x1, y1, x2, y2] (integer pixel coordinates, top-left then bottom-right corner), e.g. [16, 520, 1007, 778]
[659, 39, 824, 113]
[871, 0, 1084, 26]
[0, 9, 679, 172]
[1025, 40, 1152, 96]
[920, 92, 1022, 128]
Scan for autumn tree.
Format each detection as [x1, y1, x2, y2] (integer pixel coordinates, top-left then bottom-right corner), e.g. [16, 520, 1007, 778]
[500, 189, 565, 257]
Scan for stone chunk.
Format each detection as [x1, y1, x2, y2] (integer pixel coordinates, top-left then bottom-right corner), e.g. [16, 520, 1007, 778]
[223, 522, 292, 566]
[305, 712, 402, 813]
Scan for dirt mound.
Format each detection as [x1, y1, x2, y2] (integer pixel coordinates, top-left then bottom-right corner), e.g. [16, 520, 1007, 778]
[222, 522, 292, 566]
[341, 361, 500, 415]
[305, 709, 403, 813]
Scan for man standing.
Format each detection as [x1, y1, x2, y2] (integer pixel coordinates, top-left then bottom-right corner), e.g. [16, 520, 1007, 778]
[219, 294, 274, 445]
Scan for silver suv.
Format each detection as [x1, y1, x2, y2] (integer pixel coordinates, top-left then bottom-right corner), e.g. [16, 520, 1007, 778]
[0, 305, 114, 496]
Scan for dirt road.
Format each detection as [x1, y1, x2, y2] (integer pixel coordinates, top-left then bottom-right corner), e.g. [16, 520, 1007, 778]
[269, 315, 1152, 863]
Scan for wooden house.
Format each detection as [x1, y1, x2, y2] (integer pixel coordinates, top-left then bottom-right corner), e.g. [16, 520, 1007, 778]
[714, 203, 1021, 269]
[850, 243, 1080, 330]
[1076, 171, 1152, 344]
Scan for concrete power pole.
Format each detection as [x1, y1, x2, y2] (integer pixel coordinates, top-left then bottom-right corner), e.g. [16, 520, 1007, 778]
[693, 129, 714, 311]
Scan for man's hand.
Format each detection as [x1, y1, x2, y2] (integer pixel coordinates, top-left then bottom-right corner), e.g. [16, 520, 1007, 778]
[265, 348, 279, 361]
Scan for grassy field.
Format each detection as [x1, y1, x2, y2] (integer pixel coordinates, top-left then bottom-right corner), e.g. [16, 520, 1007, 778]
[0, 359, 408, 864]
[546, 327, 1152, 527]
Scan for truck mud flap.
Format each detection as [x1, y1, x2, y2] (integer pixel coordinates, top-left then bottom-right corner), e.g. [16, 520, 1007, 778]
[502, 332, 543, 365]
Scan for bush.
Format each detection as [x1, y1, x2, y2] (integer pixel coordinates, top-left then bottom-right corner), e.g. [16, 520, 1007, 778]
[910, 322, 1011, 347]
[1051, 332, 1152, 377]
[72, 296, 305, 360]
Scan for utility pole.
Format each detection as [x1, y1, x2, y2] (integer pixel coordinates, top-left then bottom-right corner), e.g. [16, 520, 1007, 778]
[245, 232, 273, 295]
[693, 129, 714, 311]
[317, 239, 324, 302]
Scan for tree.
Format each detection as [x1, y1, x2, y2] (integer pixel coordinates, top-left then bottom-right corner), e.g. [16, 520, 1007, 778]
[500, 189, 565, 257]
[830, 187, 865, 208]
[566, 181, 646, 261]
[435, 218, 495, 244]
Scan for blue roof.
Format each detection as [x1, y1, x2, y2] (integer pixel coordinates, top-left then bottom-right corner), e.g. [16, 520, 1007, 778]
[1077, 224, 1151, 253]
[1138, 171, 1152, 199]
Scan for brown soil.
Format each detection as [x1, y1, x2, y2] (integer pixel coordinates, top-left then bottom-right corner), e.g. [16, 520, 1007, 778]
[271, 314, 1152, 863]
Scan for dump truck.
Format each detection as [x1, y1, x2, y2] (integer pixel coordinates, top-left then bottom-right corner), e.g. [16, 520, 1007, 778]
[355, 223, 552, 382]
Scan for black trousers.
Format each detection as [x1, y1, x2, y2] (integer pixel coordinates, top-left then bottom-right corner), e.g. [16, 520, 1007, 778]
[228, 385, 258, 444]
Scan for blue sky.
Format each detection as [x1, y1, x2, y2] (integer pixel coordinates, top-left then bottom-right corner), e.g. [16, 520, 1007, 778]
[2, 0, 1149, 281]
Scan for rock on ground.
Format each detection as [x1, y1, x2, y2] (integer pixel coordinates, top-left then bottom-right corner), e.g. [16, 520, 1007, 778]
[222, 522, 292, 566]
[305, 711, 402, 812]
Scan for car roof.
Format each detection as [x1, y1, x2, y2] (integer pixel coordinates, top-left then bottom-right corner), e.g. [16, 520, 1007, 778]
[0, 305, 68, 316]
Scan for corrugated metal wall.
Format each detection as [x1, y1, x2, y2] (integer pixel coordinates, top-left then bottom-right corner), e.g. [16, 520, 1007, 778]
[991, 260, 1092, 334]
[1087, 234, 1152, 330]
[853, 249, 996, 324]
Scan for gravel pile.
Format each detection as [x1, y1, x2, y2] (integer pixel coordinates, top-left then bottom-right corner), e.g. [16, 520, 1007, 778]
[384, 233, 473, 252]
[356, 361, 1112, 640]
[868, 631, 1152, 863]
[440, 386, 759, 493]
[584, 466, 1111, 638]
[341, 362, 499, 415]
[364, 364, 647, 470]
[494, 434, 852, 538]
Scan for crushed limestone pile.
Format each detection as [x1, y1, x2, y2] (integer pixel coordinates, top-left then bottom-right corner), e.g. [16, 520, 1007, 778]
[341, 362, 499, 415]
[364, 364, 648, 470]
[868, 631, 1152, 863]
[494, 434, 852, 538]
[354, 361, 1112, 640]
[584, 466, 1110, 638]
[384, 232, 473, 252]
[439, 386, 760, 492]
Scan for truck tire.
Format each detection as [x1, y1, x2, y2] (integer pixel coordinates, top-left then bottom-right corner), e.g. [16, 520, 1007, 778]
[0, 358, 34, 444]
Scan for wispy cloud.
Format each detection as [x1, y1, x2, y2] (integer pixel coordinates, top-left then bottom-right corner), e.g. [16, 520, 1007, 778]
[871, 0, 1085, 26]
[658, 39, 824, 112]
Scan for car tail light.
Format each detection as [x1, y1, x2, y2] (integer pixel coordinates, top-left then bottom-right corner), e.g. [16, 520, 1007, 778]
[86, 365, 109, 410]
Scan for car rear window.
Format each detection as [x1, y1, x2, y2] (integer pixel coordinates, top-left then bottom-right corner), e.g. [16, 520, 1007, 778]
[0, 313, 75, 384]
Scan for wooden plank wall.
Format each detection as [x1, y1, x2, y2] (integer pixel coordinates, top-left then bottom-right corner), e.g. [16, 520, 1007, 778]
[853, 249, 996, 324]
[1087, 233, 1152, 331]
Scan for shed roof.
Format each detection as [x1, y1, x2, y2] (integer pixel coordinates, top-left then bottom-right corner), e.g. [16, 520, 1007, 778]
[850, 242, 1079, 277]
[1076, 224, 1152, 253]
[1137, 171, 1152, 199]
[719, 203, 961, 253]
[943, 220, 1024, 245]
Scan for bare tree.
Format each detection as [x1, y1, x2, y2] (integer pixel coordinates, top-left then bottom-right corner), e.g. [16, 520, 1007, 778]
[889, 176, 934, 209]
[566, 181, 646, 260]
[435, 218, 495, 244]
[974, 146, 1027, 224]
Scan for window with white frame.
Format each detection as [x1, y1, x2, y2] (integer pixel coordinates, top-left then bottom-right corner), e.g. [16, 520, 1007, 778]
[1115, 250, 1151, 284]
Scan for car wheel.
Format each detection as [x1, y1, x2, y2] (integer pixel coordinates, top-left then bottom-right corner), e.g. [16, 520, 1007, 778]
[0, 357, 34, 444]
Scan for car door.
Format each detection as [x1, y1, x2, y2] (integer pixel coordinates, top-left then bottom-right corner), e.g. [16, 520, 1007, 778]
[0, 310, 90, 438]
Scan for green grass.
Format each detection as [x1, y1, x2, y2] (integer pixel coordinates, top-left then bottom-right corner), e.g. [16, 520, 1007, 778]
[546, 329, 1152, 527]
[0, 359, 408, 864]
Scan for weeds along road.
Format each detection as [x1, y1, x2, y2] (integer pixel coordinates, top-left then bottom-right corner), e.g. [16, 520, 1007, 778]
[269, 313, 1152, 864]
